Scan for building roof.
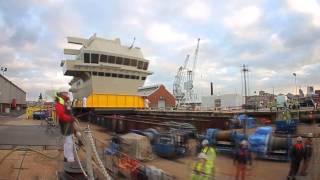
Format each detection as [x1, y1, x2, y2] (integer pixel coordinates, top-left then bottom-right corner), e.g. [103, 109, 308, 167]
[66, 34, 146, 60]
[0, 74, 26, 93]
[137, 84, 162, 97]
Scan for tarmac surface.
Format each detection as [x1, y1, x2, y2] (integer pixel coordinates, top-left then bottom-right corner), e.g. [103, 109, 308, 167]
[0, 114, 319, 180]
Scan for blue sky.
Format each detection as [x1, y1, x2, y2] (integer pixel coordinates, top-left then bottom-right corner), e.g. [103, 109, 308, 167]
[0, 0, 319, 100]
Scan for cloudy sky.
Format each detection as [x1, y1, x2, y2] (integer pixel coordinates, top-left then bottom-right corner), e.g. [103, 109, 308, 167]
[0, 0, 320, 100]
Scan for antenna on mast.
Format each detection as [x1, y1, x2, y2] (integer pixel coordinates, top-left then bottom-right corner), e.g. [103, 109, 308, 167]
[129, 37, 136, 49]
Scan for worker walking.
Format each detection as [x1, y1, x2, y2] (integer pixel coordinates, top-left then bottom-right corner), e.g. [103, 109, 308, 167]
[300, 133, 313, 176]
[191, 139, 216, 180]
[233, 140, 252, 180]
[287, 137, 304, 180]
[55, 92, 75, 162]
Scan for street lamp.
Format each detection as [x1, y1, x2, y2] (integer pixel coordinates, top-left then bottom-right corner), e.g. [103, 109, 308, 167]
[292, 73, 297, 96]
[0, 67, 7, 75]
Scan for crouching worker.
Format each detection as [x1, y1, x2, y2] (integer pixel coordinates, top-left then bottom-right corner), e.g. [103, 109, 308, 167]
[191, 139, 216, 180]
[55, 92, 75, 162]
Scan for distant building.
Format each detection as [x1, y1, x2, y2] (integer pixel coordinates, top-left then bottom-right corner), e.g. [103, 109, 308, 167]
[201, 94, 242, 110]
[307, 86, 314, 97]
[246, 91, 275, 108]
[0, 74, 26, 113]
[138, 84, 175, 109]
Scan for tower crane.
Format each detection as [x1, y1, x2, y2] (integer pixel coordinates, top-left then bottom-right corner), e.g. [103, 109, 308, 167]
[173, 54, 190, 105]
[184, 38, 200, 104]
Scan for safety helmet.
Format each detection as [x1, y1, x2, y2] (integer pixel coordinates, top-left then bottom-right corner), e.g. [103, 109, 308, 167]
[240, 140, 248, 146]
[58, 92, 70, 101]
[307, 133, 313, 138]
[202, 139, 209, 146]
[198, 153, 208, 159]
[297, 136, 303, 142]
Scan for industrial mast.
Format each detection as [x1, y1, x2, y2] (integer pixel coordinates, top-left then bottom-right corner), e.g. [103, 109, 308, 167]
[173, 38, 201, 106]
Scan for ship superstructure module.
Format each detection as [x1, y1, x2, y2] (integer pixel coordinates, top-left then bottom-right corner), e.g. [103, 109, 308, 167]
[61, 34, 152, 111]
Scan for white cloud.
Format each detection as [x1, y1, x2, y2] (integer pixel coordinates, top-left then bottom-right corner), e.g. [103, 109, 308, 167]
[286, 0, 320, 26]
[184, 0, 212, 22]
[224, 6, 261, 29]
[145, 22, 189, 44]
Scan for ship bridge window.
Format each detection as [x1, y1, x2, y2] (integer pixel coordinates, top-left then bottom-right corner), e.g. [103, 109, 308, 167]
[116, 57, 123, 65]
[124, 58, 130, 66]
[130, 75, 136, 79]
[105, 73, 111, 77]
[137, 61, 143, 69]
[118, 74, 124, 78]
[92, 72, 98, 76]
[131, 59, 137, 67]
[91, 54, 99, 64]
[100, 54, 108, 63]
[112, 73, 117, 77]
[143, 62, 149, 70]
[108, 56, 116, 64]
[124, 74, 130, 79]
[141, 77, 146, 80]
[98, 72, 104, 76]
[84, 53, 90, 63]
[135, 76, 140, 80]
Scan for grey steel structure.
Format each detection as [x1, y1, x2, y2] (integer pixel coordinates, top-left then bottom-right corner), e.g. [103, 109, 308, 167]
[0, 74, 26, 112]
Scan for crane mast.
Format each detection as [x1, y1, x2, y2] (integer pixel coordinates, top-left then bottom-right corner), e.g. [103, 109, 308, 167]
[173, 38, 200, 107]
[173, 54, 190, 105]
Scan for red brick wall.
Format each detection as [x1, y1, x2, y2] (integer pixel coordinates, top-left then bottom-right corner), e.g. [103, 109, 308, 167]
[147, 85, 176, 108]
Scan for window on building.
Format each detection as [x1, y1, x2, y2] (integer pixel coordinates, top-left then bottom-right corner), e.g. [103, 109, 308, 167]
[136, 76, 140, 80]
[105, 73, 111, 77]
[84, 53, 90, 63]
[116, 57, 123, 65]
[124, 58, 130, 66]
[137, 61, 143, 69]
[91, 53, 99, 64]
[143, 62, 149, 70]
[98, 72, 104, 76]
[100, 54, 108, 63]
[130, 75, 136, 79]
[141, 77, 146, 80]
[124, 74, 130, 79]
[92, 72, 98, 76]
[112, 73, 117, 77]
[118, 74, 124, 78]
[131, 59, 137, 67]
[108, 56, 116, 64]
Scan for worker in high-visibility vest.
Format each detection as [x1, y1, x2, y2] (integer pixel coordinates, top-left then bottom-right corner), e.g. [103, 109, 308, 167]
[191, 139, 216, 180]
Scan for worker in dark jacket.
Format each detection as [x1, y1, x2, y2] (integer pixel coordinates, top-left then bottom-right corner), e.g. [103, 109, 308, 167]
[287, 136, 304, 180]
[233, 140, 252, 180]
[55, 92, 75, 162]
[300, 133, 313, 176]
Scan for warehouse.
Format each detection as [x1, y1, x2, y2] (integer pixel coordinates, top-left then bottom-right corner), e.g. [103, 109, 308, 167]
[0, 74, 26, 113]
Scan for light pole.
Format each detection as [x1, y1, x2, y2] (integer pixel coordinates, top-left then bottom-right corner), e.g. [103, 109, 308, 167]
[0, 66, 7, 75]
[293, 73, 297, 96]
[293, 73, 300, 120]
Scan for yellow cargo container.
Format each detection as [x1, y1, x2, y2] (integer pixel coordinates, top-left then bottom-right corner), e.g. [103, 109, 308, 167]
[74, 94, 145, 108]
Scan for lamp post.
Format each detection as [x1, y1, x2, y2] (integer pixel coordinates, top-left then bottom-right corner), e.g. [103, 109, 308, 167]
[0, 66, 7, 75]
[293, 73, 300, 120]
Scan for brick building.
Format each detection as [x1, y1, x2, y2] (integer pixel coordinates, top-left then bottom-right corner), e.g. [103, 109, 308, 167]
[138, 84, 175, 109]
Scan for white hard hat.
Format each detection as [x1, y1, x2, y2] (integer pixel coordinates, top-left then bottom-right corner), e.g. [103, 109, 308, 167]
[307, 133, 313, 138]
[240, 140, 248, 146]
[198, 153, 208, 159]
[297, 136, 303, 142]
[202, 139, 209, 146]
